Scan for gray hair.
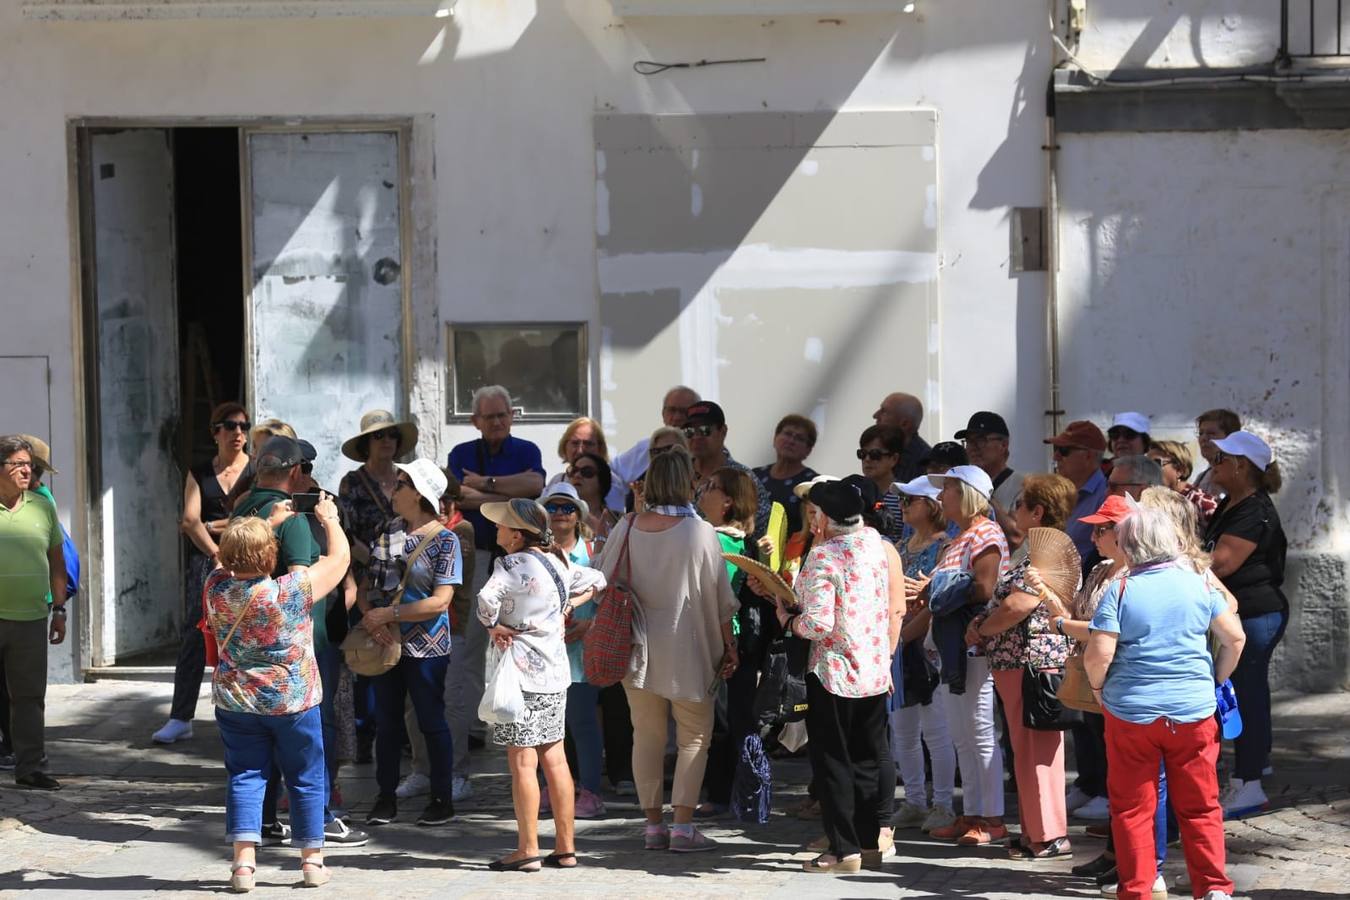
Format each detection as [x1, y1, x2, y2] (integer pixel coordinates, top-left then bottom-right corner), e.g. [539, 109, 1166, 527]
[663, 384, 700, 405]
[1114, 505, 1183, 567]
[1113, 454, 1164, 488]
[0, 434, 33, 463]
[810, 504, 864, 537]
[471, 384, 513, 416]
[1139, 486, 1209, 571]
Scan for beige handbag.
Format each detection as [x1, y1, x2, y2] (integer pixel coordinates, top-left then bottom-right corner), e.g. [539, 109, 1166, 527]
[342, 528, 438, 677]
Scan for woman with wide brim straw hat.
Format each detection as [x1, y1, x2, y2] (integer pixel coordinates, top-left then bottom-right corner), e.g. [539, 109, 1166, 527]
[476, 497, 606, 871]
[338, 410, 420, 571]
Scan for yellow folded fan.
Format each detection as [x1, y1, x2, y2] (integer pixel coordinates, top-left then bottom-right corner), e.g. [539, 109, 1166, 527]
[721, 552, 797, 610]
[765, 501, 788, 573]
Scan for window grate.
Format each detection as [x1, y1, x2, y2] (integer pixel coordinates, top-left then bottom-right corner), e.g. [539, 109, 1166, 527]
[1282, 0, 1350, 59]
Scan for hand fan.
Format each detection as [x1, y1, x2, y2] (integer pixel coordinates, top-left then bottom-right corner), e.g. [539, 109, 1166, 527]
[1024, 527, 1082, 605]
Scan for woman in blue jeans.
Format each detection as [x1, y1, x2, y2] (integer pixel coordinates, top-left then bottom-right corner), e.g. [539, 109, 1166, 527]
[1203, 431, 1289, 818]
[206, 499, 350, 892]
[358, 459, 462, 829]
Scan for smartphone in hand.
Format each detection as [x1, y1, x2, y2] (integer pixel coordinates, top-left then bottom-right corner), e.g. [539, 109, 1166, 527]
[291, 492, 322, 514]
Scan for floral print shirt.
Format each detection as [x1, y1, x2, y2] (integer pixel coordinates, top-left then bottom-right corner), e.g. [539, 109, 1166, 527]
[981, 556, 1072, 671]
[478, 549, 607, 694]
[207, 569, 320, 716]
[339, 466, 396, 585]
[793, 527, 893, 699]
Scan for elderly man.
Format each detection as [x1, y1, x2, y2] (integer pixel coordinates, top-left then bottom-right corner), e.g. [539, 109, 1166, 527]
[446, 384, 545, 794]
[955, 412, 1024, 543]
[684, 400, 772, 537]
[0, 435, 67, 791]
[1044, 420, 1108, 559]
[874, 392, 930, 483]
[610, 385, 700, 488]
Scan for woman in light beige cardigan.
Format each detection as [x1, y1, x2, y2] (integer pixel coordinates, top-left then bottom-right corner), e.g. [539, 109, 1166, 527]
[596, 445, 737, 854]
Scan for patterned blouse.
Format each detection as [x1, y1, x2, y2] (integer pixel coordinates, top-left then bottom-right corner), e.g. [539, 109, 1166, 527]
[478, 549, 607, 694]
[793, 527, 893, 699]
[932, 516, 1011, 581]
[981, 556, 1072, 671]
[366, 520, 461, 658]
[339, 466, 396, 583]
[1071, 559, 1125, 653]
[207, 569, 320, 716]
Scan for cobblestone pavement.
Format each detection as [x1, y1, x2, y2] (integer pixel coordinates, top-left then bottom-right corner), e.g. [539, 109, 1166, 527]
[0, 681, 1345, 899]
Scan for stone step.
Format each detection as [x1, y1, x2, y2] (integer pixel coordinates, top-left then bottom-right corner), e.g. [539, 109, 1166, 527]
[83, 665, 207, 683]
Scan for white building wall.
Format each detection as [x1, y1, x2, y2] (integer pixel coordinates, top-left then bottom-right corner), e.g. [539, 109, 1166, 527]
[0, 1, 1056, 679]
[1073, 0, 1280, 70]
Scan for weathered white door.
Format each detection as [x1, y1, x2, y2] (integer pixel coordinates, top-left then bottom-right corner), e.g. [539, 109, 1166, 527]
[89, 129, 183, 664]
[244, 130, 406, 491]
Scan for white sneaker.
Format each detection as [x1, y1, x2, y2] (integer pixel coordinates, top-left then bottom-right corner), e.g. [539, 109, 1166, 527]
[921, 803, 957, 833]
[395, 772, 431, 799]
[1218, 777, 1243, 807]
[1222, 779, 1268, 818]
[890, 800, 929, 829]
[1202, 891, 1234, 900]
[614, 779, 636, 797]
[451, 774, 473, 803]
[1065, 786, 1093, 812]
[1074, 795, 1110, 820]
[151, 719, 193, 744]
[1100, 874, 1166, 899]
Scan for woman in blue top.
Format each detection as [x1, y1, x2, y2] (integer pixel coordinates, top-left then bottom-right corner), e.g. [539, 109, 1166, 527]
[1085, 504, 1246, 900]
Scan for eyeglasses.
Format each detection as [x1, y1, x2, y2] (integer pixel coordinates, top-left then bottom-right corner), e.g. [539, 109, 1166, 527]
[544, 502, 579, 516]
[566, 437, 599, 450]
[2, 459, 33, 471]
[778, 430, 811, 445]
[1148, 455, 1175, 469]
[856, 448, 895, 462]
[371, 428, 400, 441]
[1213, 451, 1230, 465]
[568, 466, 598, 479]
[214, 420, 251, 433]
[899, 496, 926, 507]
[477, 411, 511, 423]
[1092, 523, 1115, 537]
[682, 425, 716, 439]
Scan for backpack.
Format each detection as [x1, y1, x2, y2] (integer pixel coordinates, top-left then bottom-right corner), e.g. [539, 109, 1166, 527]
[731, 734, 773, 825]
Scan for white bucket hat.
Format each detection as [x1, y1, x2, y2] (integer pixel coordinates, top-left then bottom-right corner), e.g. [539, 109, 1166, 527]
[539, 481, 591, 520]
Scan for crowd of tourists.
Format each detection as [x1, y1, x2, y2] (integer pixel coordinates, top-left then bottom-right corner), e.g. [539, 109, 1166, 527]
[0, 388, 1287, 900]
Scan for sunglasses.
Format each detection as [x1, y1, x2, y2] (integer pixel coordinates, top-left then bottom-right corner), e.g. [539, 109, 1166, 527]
[394, 478, 415, 492]
[900, 496, 928, 507]
[1214, 451, 1231, 465]
[682, 424, 716, 439]
[545, 502, 579, 516]
[649, 444, 674, 457]
[856, 448, 895, 462]
[1053, 445, 1084, 457]
[568, 466, 598, 479]
[214, 420, 251, 433]
[1092, 523, 1116, 537]
[371, 428, 400, 441]
[300, 462, 314, 475]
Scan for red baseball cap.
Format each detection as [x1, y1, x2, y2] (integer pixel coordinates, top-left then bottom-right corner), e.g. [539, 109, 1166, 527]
[1044, 420, 1107, 452]
[1079, 494, 1132, 525]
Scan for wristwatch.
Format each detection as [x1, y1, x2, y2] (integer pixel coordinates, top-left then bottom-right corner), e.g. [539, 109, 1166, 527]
[51, 605, 68, 618]
[487, 476, 497, 491]
[1054, 615, 1065, 635]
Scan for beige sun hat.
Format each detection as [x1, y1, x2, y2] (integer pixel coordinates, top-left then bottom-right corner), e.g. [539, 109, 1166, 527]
[17, 435, 57, 475]
[481, 497, 550, 537]
[341, 409, 419, 463]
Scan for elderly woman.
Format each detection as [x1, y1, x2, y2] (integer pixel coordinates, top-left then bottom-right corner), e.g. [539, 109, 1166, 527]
[1107, 413, 1152, 459]
[359, 459, 460, 830]
[625, 426, 689, 514]
[1202, 431, 1287, 817]
[596, 446, 737, 853]
[857, 425, 907, 543]
[478, 498, 606, 871]
[889, 476, 958, 834]
[972, 473, 1076, 859]
[566, 451, 620, 544]
[1085, 505, 1246, 900]
[206, 498, 350, 891]
[1193, 408, 1241, 498]
[917, 466, 1010, 847]
[153, 401, 251, 746]
[772, 479, 903, 874]
[1146, 440, 1218, 530]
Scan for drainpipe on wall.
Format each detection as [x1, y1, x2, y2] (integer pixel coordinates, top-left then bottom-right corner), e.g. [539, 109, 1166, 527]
[1044, 1, 1066, 439]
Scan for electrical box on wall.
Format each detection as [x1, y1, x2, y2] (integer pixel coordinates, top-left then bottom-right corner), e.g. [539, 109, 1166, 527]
[1011, 207, 1047, 272]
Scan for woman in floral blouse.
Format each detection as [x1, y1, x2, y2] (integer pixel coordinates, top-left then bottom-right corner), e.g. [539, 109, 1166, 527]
[774, 479, 904, 875]
[972, 473, 1076, 859]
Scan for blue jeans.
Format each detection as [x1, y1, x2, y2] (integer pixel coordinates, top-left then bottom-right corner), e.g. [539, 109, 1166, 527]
[565, 682, 603, 793]
[374, 654, 453, 799]
[1230, 609, 1288, 781]
[217, 706, 326, 848]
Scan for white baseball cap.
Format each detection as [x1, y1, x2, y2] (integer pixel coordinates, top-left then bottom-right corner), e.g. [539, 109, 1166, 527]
[793, 473, 839, 500]
[894, 475, 941, 502]
[1109, 412, 1151, 436]
[394, 458, 448, 511]
[1212, 431, 1273, 472]
[927, 465, 995, 500]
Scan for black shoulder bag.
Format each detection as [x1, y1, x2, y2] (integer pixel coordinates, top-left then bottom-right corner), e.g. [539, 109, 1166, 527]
[1020, 599, 1083, 731]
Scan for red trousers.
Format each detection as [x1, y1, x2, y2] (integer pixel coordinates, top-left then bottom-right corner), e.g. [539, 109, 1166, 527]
[1103, 708, 1233, 900]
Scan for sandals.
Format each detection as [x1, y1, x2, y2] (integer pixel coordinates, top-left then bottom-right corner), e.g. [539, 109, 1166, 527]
[229, 864, 256, 893]
[487, 854, 543, 873]
[301, 860, 331, 888]
[544, 851, 579, 869]
[802, 853, 862, 874]
[1008, 836, 1072, 860]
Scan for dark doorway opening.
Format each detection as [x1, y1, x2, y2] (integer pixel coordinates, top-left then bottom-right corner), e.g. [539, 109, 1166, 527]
[173, 127, 245, 471]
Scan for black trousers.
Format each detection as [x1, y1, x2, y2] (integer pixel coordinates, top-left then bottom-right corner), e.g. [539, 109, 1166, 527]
[169, 554, 214, 723]
[599, 684, 633, 785]
[805, 675, 889, 857]
[1071, 712, 1108, 798]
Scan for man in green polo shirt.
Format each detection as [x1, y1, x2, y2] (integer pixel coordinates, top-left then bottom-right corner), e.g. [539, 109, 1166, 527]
[0, 434, 67, 791]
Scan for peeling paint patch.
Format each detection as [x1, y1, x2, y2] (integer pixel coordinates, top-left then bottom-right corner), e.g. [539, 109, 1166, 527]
[596, 180, 611, 237]
[691, 183, 703, 217]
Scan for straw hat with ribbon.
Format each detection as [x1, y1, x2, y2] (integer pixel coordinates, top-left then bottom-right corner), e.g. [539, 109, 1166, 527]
[341, 409, 419, 463]
[17, 435, 57, 475]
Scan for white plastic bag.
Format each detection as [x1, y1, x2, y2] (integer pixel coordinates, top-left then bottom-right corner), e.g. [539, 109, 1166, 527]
[478, 643, 526, 725]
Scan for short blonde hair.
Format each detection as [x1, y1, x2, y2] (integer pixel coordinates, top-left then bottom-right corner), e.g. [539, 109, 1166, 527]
[1150, 439, 1194, 481]
[954, 480, 990, 520]
[1019, 473, 1076, 531]
[250, 418, 295, 452]
[644, 445, 695, 507]
[648, 426, 689, 455]
[557, 417, 609, 462]
[219, 517, 277, 576]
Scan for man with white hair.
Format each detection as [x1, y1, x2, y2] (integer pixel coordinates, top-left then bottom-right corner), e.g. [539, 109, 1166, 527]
[445, 385, 545, 797]
[874, 392, 930, 483]
[610, 385, 700, 488]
